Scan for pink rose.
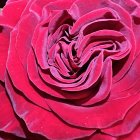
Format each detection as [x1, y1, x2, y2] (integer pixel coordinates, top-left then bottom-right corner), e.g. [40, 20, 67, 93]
[1, 0, 140, 139]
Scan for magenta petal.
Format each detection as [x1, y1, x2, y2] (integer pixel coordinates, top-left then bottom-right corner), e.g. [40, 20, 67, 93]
[27, 48, 68, 99]
[102, 100, 140, 136]
[0, 83, 25, 138]
[111, 0, 139, 14]
[1, 0, 140, 139]
[62, 52, 103, 91]
[107, 0, 132, 28]
[5, 74, 95, 140]
[46, 0, 75, 11]
[47, 93, 140, 128]
[132, 7, 140, 56]
[12, 13, 38, 67]
[27, 47, 88, 100]
[30, 0, 57, 18]
[90, 133, 116, 140]
[32, 24, 49, 69]
[70, 8, 118, 34]
[0, 26, 10, 82]
[110, 52, 140, 100]
[69, 0, 104, 20]
[81, 58, 112, 106]
[0, 0, 28, 28]
[119, 125, 140, 140]
[7, 31, 50, 111]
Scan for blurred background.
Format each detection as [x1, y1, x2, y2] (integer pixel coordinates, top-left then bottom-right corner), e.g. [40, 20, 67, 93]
[0, 0, 7, 8]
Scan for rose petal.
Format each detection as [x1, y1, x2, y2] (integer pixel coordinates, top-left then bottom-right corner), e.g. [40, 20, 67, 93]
[69, 0, 105, 20]
[119, 124, 140, 140]
[81, 58, 112, 106]
[0, 26, 10, 82]
[111, 0, 139, 14]
[38, 52, 102, 90]
[90, 132, 116, 140]
[0, 0, 28, 28]
[102, 100, 140, 137]
[27, 48, 93, 100]
[7, 31, 50, 111]
[5, 74, 95, 140]
[132, 6, 140, 56]
[70, 8, 119, 34]
[46, 0, 75, 11]
[106, 0, 133, 28]
[47, 93, 140, 128]
[32, 24, 49, 69]
[30, 0, 57, 18]
[12, 13, 38, 67]
[110, 52, 140, 100]
[62, 52, 103, 91]
[48, 10, 72, 34]
[69, 0, 132, 29]
[27, 48, 67, 99]
[0, 82, 25, 138]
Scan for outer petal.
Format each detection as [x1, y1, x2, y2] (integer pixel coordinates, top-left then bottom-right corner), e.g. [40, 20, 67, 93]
[110, 52, 140, 100]
[89, 133, 117, 140]
[119, 125, 140, 140]
[11, 12, 39, 67]
[0, 82, 25, 138]
[5, 73, 95, 140]
[47, 92, 140, 129]
[7, 29, 50, 111]
[0, 132, 25, 140]
[102, 100, 140, 137]
[0, 26, 10, 82]
[0, 0, 28, 28]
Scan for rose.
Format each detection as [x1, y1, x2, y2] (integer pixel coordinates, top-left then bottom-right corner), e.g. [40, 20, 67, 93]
[1, 0, 140, 139]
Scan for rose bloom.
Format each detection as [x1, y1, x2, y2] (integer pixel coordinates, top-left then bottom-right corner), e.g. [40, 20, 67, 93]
[1, 0, 140, 139]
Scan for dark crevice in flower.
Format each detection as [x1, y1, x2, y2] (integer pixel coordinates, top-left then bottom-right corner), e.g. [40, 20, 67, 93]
[0, 26, 3, 33]
[72, 47, 77, 56]
[0, 131, 25, 140]
[104, 11, 117, 19]
[59, 28, 77, 44]
[0, 80, 4, 88]
[48, 10, 75, 35]
[0, 0, 7, 8]
[133, 16, 140, 25]
[73, 77, 110, 107]
[112, 54, 129, 76]
[29, 77, 88, 106]
[83, 20, 124, 36]
[28, 68, 100, 106]
[76, 51, 100, 77]
[75, 129, 102, 140]
[18, 118, 47, 140]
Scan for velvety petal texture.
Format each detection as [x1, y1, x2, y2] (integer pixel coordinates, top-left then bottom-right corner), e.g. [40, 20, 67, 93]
[0, 82, 25, 138]
[1, 0, 140, 139]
